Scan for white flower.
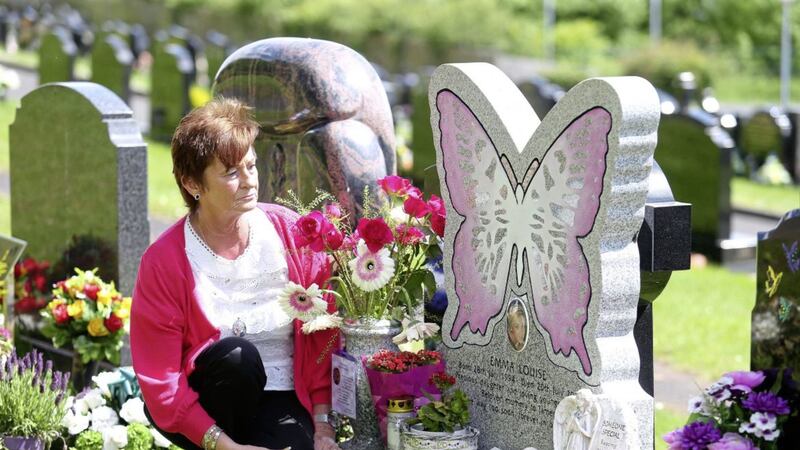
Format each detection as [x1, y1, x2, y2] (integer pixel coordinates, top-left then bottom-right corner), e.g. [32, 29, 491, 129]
[92, 371, 122, 398]
[62, 410, 91, 435]
[278, 282, 328, 321]
[90, 406, 119, 431]
[687, 395, 706, 414]
[349, 241, 394, 292]
[392, 318, 440, 344]
[389, 206, 410, 225]
[119, 397, 149, 425]
[102, 425, 129, 450]
[739, 421, 757, 434]
[750, 412, 777, 431]
[301, 314, 343, 334]
[82, 388, 107, 410]
[759, 428, 780, 441]
[150, 427, 172, 448]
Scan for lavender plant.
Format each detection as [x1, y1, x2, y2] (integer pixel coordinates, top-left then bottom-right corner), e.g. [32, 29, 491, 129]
[0, 348, 70, 444]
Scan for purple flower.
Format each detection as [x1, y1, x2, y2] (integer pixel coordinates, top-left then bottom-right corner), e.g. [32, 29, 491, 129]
[0, 327, 10, 340]
[724, 371, 765, 393]
[663, 429, 684, 449]
[679, 422, 722, 449]
[742, 391, 791, 415]
[708, 433, 757, 450]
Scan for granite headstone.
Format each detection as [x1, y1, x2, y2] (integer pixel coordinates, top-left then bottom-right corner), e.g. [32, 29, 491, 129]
[751, 209, 800, 371]
[213, 38, 396, 217]
[10, 82, 148, 298]
[38, 26, 76, 84]
[91, 34, 134, 103]
[431, 63, 660, 449]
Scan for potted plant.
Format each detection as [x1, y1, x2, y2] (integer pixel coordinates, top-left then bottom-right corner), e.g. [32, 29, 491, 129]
[0, 348, 70, 450]
[400, 371, 479, 450]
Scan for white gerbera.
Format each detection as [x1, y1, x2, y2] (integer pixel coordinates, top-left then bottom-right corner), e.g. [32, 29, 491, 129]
[301, 314, 343, 334]
[392, 318, 440, 344]
[348, 241, 394, 292]
[278, 282, 328, 321]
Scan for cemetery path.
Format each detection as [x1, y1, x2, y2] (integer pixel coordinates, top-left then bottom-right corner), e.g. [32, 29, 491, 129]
[654, 360, 708, 413]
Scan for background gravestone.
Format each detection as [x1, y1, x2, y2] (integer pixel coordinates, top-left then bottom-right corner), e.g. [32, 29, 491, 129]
[431, 64, 660, 449]
[407, 73, 435, 188]
[213, 38, 396, 217]
[38, 26, 77, 84]
[518, 76, 565, 120]
[751, 209, 800, 371]
[0, 234, 26, 337]
[10, 82, 148, 298]
[655, 109, 739, 260]
[739, 108, 792, 179]
[150, 41, 193, 140]
[205, 30, 230, 83]
[91, 34, 134, 103]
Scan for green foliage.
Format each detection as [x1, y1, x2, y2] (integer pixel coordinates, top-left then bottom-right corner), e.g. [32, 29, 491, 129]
[621, 40, 714, 98]
[74, 430, 103, 450]
[411, 388, 471, 433]
[125, 423, 154, 450]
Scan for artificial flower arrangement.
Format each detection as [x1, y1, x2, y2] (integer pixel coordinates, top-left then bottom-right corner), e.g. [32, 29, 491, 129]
[62, 368, 178, 450]
[363, 349, 446, 442]
[0, 349, 71, 448]
[664, 369, 799, 450]
[40, 268, 132, 364]
[279, 175, 445, 328]
[13, 257, 51, 315]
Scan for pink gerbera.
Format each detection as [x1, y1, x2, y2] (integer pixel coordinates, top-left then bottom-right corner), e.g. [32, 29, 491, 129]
[278, 282, 328, 320]
[348, 241, 395, 292]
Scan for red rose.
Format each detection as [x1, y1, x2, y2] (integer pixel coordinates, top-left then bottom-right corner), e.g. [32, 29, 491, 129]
[324, 203, 342, 219]
[396, 224, 424, 245]
[14, 296, 36, 314]
[34, 275, 47, 292]
[377, 176, 413, 197]
[403, 197, 431, 218]
[22, 258, 37, 273]
[293, 211, 327, 248]
[427, 195, 445, 216]
[53, 304, 70, 325]
[83, 284, 100, 301]
[13, 263, 22, 278]
[357, 218, 394, 253]
[430, 213, 446, 238]
[104, 314, 124, 333]
[323, 225, 344, 251]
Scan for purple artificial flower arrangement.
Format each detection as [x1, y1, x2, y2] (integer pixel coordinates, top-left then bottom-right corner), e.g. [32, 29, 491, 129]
[664, 370, 799, 450]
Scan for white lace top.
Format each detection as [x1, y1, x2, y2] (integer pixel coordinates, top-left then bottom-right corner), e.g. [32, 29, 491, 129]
[184, 209, 295, 391]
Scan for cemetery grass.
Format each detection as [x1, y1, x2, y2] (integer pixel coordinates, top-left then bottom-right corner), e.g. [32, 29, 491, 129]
[655, 408, 688, 450]
[653, 263, 753, 381]
[731, 177, 800, 217]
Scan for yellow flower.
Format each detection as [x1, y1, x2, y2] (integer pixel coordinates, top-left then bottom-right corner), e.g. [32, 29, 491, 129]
[97, 289, 114, 307]
[67, 300, 85, 318]
[48, 299, 66, 311]
[87, 318, 109, 337]
[65, 277, 84, 296]
[115, 297, 132, 319]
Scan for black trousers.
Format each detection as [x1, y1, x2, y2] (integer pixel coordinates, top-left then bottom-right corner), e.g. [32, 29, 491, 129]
[144, 337, 315, 450]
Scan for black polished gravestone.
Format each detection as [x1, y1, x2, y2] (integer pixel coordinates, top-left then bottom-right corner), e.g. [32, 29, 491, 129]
[150, 41, 193, 140]
[213, 38, 397, 218]
[38, 26, 77, 84]
[751, 209, 800, 371]
[91, 34, 134, 103]
[9, 82, 149, 297]
[655, 108, 750, 261]
[739, 108, 793, 179]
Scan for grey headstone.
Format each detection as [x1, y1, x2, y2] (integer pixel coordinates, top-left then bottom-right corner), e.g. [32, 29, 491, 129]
[431, 63, 660, 449]
[150, 41, 193, 140]
[751, 209, 800, 371]
[0, 234, 26, 337]
[38, 26, 77, 84]
[212, 38, 396, 217]
[91, 34, 133, 103]
[129, 24, 149, 59]
[10, 82, 148, 300]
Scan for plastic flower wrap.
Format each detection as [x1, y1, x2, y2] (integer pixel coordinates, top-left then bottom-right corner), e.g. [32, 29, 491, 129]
[279, 176, 444, 322]
[40, 268, 132, 364]
[665, 369, 800, 449]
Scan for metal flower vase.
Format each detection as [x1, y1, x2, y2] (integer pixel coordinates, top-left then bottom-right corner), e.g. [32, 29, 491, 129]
[399, 422, 480, 450]
[339, 318, 401, 450]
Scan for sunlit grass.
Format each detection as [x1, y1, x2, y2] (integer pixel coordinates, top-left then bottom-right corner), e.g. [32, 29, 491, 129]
[731, 177, 800, 216]
[655, 407, 688, 450]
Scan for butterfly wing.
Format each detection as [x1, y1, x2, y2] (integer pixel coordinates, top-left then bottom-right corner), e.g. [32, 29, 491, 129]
[435, 89, 518, 342]
[523, 107, 612, 377]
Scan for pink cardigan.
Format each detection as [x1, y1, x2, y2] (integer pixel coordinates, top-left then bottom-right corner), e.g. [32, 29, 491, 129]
[130, 203, 339, 446]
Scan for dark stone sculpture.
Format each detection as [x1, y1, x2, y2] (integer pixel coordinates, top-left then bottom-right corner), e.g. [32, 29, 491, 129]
[213, 38, 396, 216]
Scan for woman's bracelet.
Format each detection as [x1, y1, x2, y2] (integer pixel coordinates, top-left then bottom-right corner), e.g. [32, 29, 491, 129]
[202, 424, 223, 450]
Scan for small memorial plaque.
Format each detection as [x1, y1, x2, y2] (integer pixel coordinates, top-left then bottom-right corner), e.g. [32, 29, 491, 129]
[0, 234, 27, 332]
[554, 389, 639, 450]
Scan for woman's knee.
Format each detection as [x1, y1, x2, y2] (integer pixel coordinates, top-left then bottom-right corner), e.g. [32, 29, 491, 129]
[192, 337, 266, 389]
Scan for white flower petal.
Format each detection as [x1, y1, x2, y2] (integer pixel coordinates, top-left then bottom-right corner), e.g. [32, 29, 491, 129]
[119, 397, 149, 425]
[102, 425, 128, 450]
[301, 314, 343, 334]
[150, 428, 172, 448]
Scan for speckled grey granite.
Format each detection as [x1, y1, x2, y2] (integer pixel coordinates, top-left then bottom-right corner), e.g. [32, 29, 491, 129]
[428, 63, 660, 449]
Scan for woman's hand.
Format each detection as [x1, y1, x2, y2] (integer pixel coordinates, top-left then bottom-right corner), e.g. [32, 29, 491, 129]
[313, 423, 340, 450]
[216, 431, 291, 450]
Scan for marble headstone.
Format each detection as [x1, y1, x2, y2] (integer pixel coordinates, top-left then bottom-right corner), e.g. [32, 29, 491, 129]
[0, 234, 26, 336]
[213, 38, 396, 217]
[38, 27, 76, 84]
[751, 209, 800, 371]
[431, 63, 660, 449]
[10, 82, 148, 297]
[91, 34, 134, 103]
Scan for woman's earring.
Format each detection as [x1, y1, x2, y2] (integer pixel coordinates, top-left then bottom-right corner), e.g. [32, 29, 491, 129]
[194, 193, 200, 201]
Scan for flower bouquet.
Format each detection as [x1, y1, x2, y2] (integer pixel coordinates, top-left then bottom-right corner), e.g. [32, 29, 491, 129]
[13, 257, 51, 315]
[281, 175, 444, 323]
[40, 268, 132, 365]
[364, 349, 445, 442]
[664, 369, 799, 449]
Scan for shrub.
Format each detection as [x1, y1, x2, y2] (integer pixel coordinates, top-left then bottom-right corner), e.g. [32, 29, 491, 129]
[621, 40, 715, 99]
